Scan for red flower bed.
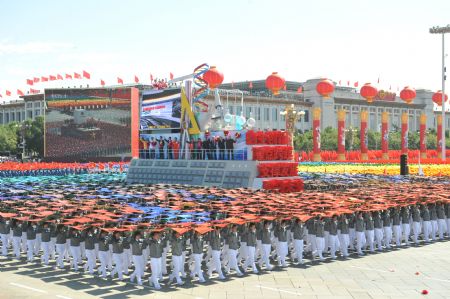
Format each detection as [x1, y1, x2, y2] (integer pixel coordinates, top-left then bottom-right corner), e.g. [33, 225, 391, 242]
[257, 162, 298, 177]
[262, 178, 304, 193]
[298, 149, 450, 164]
[246, 130, 289, 145]
[252, 146, 293, 161]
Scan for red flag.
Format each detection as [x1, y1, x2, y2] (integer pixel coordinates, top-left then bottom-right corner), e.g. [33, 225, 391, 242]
[100, 79, 105, 86]
[134, 75, 139, 83]
[297, 87, 303, 93]
[354, 81, 359, 87]
[150, 74, 154, 82]
[30, 88, 40, 94]
[17, 89, 24, 96]
[6, 90, 11, 96]
[83, 70, 90, 79]
[74, 72, 81, 79]
[33, 77, 40, 83]
[249, 82, 253, 89]
[26, 79, 34, 86]
[49, 75, 57, 81]
[117, 77, 123, 84]
[65, 74, 73, 79]
[41, 76, 49, 82]
[57, 74, 63, 80]
[170, 72, 174, 80]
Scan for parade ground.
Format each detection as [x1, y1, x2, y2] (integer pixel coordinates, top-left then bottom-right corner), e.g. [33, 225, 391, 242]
[0, 240, 449, 299]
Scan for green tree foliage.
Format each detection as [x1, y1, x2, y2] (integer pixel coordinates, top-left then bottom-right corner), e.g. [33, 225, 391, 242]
[0, 117, 44, 157]
[24, 116, 44, 156]
[0, 123, 19, 153]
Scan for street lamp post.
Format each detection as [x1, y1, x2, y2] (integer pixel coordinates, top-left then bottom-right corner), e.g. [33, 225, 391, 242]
[280, 104, 305, 154]
[430, 24, 450, 161]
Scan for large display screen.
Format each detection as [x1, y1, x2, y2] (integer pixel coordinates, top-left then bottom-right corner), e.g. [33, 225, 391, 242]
[44, 88, 132, 160]
[140, 88, 181, 130]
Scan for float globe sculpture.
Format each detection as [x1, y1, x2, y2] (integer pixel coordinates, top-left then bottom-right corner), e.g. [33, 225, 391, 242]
[432, 90, 448, 106]
[202, 66, 224, 89]
[316, 79, 335, 98]
[360, 83, 378, 103]
[265, 72, 285, 95]
[400, 86, 416, 104]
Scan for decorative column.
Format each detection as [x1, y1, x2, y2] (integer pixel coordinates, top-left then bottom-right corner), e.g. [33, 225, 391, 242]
[337, 109, 346, 160]
[381, 112, 389, 160]
[437, 115, 443, 159]
[401, 112, 409, 155]
[313, 107, 321, 162]
[420, 114, 427, 159]
[360, 110, 368, 160]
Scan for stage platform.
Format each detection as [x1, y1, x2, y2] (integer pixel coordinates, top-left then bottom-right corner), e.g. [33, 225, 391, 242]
[126, 159, 259, 188]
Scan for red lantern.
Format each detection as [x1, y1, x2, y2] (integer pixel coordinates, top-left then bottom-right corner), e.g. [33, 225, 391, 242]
[202, 66, 224, 89]
[360, 83, 378, 103]
[400, 86, 416, 104]
[316, 79, 335, 98]
[265, 72, 285, 95]
[432, 90, 448, 106]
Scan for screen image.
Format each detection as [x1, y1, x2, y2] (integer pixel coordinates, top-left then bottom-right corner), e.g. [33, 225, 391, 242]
[140, 88, 181, 130]
[44, 88, 132, 160]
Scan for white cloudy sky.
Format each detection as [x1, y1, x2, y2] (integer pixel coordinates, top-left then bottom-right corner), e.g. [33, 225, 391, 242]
[0, 0, 449, 99]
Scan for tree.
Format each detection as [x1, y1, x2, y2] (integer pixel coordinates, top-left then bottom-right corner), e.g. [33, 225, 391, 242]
[24, 116, 44, 157]
[294, 130, 313, 152]
[388, 131, 401, 150]
[367, 131, 381, 150]
[321, 127, 337, 150]
[0, 123, 19, 153]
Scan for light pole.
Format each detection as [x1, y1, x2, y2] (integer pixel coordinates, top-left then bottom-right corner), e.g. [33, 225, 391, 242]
[430, 24, 450, 161]
[280, 104, 305, 153]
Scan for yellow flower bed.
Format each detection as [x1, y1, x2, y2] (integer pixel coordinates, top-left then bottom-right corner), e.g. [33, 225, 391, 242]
[298, 164, 450, 176]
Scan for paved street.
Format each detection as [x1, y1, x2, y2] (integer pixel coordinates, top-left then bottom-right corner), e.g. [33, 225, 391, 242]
[0, 241, 449, 299]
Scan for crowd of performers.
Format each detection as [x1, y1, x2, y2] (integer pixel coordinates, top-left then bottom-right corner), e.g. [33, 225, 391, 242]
[1, 202, 449, 289]
[139, 135, 238, 160]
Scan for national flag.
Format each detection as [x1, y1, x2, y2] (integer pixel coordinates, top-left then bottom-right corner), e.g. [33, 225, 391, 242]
[57, 74, 63, 80]
[169, 72, 174, 80]
[41, 76, 49, 82]
[100, 79, 105, 86]
[49, 75, 57, 81]
[65, 74, 72, 79]
[117, 77, 123, 84]
[17, 89, 24, 96]
[249, 82, 253, 89]
[30, 88, 40, 94]
[33, 77, 40, 83]
[6, 90, 11, 96]
[74, 72, 81, 79]
[83, 70, 90, 79]
[134, 75, 139, 83]
[354, 81, 359, 87]
[150, 74, 154, 82]
[26, 79, 34, 85]
[297, 87, 303, 93]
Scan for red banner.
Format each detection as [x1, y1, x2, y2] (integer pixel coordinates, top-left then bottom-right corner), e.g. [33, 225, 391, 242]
[381, 112, 389, 159]
[313, 108, 321, 161]
[337, 110, 346, 160]
[401, 113, 408, 155]
[360, 111, 368, 160]
[437, 115, 442, 159]
[420, 114, 426, 159]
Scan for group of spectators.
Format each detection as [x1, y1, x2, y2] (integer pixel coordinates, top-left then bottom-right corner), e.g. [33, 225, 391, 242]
[139, 136, 238, 160]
